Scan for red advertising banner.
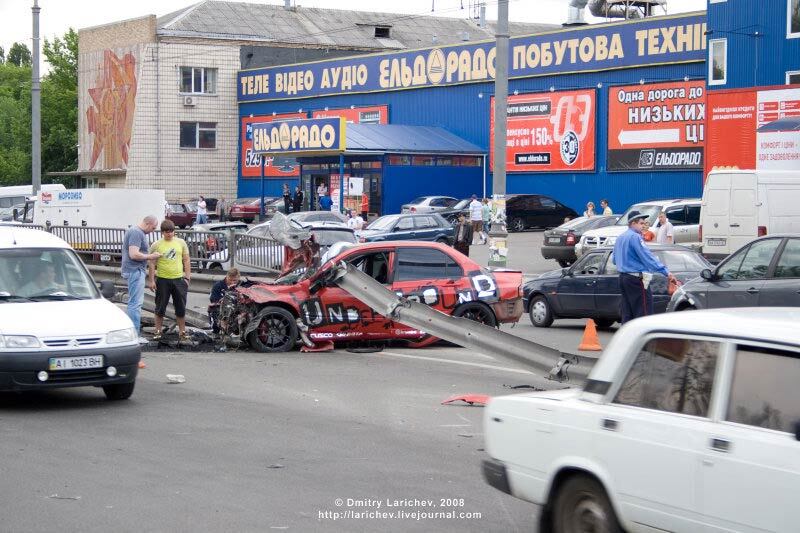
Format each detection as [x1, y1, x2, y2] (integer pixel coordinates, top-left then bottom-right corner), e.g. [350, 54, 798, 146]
[608, 80, 705, 171]
[312, 105, 388, 124]
[705, 90, 757, 177]
[490, 89, 596, 172]
[240, 113, 305, 178]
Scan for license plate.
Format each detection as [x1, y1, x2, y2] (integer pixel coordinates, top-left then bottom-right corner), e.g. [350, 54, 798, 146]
[48, 355, 104, 371]
[100, 254, 111, 262]
[548, 237, 561, 244]
[706, 238, 727, 246]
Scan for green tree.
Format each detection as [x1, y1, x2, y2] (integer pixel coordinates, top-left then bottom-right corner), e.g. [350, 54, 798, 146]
[0, 62, 32, 185]
[8, 42, 32, 67]
[41, 28, 78, 174]
[0, 46, 5, 64]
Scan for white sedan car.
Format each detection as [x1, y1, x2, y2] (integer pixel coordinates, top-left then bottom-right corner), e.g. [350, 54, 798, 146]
[400, 195, 458, 214]
[483, 308, 800, 533]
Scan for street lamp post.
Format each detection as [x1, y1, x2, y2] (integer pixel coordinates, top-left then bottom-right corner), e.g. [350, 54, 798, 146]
[489, 0, 509, 268]
[31, 0, 41, 196]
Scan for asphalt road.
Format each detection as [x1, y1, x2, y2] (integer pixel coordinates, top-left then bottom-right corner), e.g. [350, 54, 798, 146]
[0, 344, 564, 533]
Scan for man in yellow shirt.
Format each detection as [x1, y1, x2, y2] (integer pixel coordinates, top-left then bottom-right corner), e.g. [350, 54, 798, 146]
[147, 219, 191, 342]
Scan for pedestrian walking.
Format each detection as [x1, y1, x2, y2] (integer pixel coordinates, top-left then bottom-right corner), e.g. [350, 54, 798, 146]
[292, 186, 304, 212]
[147, 219, 192, 342]
[655, 211, 674, 244]
[481, 198, 492, 238]
[208, 268, 241, 335]
[600, 199, 613, 215]
[121, 215, 161, 341]
[316, 181, 328, 210]
[469, 194, 484, 244]
[583, 201, 596, 217]
[217, 196, 227, 222]
[195, 195, 208, 224]
[612, 210, 676, 324]
[282, 183, 292, 214]
[453, 214, 473, 256]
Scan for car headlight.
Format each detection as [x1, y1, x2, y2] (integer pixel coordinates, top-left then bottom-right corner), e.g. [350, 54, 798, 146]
[107, 327, 136, 344]
[0, 335, 41, 349]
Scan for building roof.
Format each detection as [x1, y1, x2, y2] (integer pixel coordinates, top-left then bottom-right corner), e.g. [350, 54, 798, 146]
[157, 0, 557, 50]
[343, 124, 484, 155]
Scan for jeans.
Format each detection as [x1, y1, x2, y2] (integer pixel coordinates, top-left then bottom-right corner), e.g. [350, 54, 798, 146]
[125, 268, 146, 333]
[196, 213, 209, 224]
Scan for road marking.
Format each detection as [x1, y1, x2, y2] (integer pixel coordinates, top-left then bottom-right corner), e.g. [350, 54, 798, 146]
[352, 350, 535, 375]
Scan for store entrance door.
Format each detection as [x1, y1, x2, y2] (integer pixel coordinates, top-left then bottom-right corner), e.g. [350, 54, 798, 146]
[303, 174, 328, 211]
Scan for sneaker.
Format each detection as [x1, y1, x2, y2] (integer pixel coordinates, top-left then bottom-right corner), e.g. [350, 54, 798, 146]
[152, 331, 163, 341]
[178, 333, 191, 344]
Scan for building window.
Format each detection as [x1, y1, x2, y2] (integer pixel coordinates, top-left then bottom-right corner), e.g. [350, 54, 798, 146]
[180, 67, 217, 94]
[411, 156, 435, 166]
[789, 0, 800, 37]
[709, 39, 727, 86]
[374, 26, 391, 39]
[180, 122, 216, 149]
[787, 71, 800, 84]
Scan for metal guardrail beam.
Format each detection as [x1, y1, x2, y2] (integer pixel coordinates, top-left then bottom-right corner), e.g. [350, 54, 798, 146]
[331, 262, 597, 384]
[87, 264, 275, 295]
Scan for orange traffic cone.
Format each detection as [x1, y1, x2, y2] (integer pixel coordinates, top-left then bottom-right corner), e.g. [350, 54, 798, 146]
[578, 319, 603, 351]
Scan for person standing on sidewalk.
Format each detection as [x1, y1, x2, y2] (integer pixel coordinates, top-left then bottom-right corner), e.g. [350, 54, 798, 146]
[282, 183, 292, 214]
[147, 219, 192, 342]
[217, 197, 227, 222]
[600, 199, 613, 215]
[612, 210, 676, 324]
[469, 195, 484, 245]
[292, 185, 304, 212]
[481, 198, 492, 240]
[121, 216, 161, 342]
[655, 211, 674, 244]
[195, 196, 208, 224]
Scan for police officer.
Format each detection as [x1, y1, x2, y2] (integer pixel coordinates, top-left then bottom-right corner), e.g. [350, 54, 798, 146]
[612, 210, 676, 324]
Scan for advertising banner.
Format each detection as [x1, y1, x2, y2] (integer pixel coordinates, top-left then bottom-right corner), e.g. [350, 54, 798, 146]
[756, 88, 800, 170]
[607, 80, 705, 171]
[250, 117, 346, 155]
[238, 14, 706, 102]
[312, 105, 388, 124]
[490, 89, 596, 172]
[241, 113, 304, 178]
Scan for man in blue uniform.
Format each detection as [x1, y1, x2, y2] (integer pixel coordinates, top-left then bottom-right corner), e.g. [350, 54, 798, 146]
[612, 210, 677, 324]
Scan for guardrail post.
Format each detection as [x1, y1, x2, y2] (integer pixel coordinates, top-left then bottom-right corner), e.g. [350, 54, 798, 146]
[228, 228, 237, 269]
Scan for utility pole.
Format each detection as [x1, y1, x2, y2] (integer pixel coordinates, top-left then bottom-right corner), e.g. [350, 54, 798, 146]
[489, 0, 509, 267]
[31, 0, 42, 196]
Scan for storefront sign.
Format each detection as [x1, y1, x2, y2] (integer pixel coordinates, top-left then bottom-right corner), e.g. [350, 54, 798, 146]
[608, 80, 705, 171]
[251, 117, 346, 155]
[238, 13, 706, 102]
[490, 89, 596, 172]
[241, 113, 304, 177]
[312, 105, 388, 124]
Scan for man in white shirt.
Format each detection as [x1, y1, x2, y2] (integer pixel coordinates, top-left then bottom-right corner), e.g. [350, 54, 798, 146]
[655, 211, 674, 244]
[468, 194, 484, 244]
[195, 195, 208, 224]
[347, 210, 364, 231]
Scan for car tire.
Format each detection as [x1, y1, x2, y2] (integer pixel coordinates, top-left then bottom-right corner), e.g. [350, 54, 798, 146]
[553, 475, 622, 533]
[247, 306, 298, 353]
[594, 318, 615, 329]
[676, 304, 697, 311]
[453, 302, 497, 327]
[509, 218, 525, 233]
[436, 237, 450, 245]
[557, 259, 571, 268]
[103, 381, 135, 401]
[179, 224, 187, 229]
[208, 263, 223, 271]
[243, 217, 254, 224]
[529, 295, 554, 328]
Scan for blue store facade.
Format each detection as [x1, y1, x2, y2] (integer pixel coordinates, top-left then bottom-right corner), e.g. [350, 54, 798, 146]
[238, 11, 708, 216]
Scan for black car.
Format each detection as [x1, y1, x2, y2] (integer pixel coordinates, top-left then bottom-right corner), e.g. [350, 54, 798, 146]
[541, 215, 619, 267]
[506, 194, 578, 232]
[524, 244, 711, 328]
[358, 213, 454, 244]
[668, 234, 800, 311]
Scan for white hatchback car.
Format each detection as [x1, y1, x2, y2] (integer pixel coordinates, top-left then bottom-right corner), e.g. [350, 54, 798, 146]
[483, 308, 800, 533]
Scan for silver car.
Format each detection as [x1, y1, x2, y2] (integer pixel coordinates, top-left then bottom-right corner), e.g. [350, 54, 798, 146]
[400, 195, 458, 214]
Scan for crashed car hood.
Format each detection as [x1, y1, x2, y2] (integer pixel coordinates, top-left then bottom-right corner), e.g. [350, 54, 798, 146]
[0, 298, 134, 337]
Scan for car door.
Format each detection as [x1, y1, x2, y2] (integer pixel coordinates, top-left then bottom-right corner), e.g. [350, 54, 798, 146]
[390, 216, 415, 241]
[596, 336, 721, 531]
[593, 251, 622, 318]
[538, 196, 561, 228]
[524, 196, 542, 227]
[759, 237, 800, 307]
[699, 343, 800, 532]
[555, 251, 605, 314]
[413, 215, 439, 241]
[706, 238, 782, 308]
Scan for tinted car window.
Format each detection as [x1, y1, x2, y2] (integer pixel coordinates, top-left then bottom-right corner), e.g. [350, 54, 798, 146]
[735, 239, 781, 280]
[655, 250, 710, 272]
[773, 239, 800, 278]
[718, 246, 748, 280]
[395, 248, 462, 281]
[414, 216, 437, 229]
[666, 207, 687, 226]
[726, 345, 800, 433]
[396, 217, 414, 231]
[540, 197, 556, 208]
[614, 338, 720, 417]
[573, 252, 605, 275]
[685, 205, 701, 224]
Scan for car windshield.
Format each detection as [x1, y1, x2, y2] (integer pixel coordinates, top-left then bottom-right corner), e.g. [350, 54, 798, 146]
[312, 229, 357, 246]
[367, 216, 399, 230]
[0, 248, 98, 301]
[451, 199, 471, 210]
[616, 204, 662, 226]
[408, 197, 427, 204]
[558, 216, 591, 230]
[655, 250, 711, 272]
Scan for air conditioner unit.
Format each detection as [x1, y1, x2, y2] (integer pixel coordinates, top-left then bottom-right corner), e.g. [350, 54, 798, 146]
[183, 95, 196, 107]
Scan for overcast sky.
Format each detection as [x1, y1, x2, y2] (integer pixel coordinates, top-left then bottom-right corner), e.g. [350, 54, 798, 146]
[0, 0, 706, 66]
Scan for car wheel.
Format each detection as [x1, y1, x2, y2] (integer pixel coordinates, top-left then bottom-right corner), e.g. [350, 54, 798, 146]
[103, 381, 135, 401]
[510, 218, 525, 232]
[208, 263, 223, 271]
[557, 259, 571, 268]
[453, 303, 497, 327]
[529, 295, 554, 327]
[243, 217, 254, 224]
[676, 304, 696, 311]
[179, 224, 187, 229]
[553, 475, 622, 533]
[594, 318, 615, 329]
[436, 237, 450, 245]
[247, 306, 298, 353]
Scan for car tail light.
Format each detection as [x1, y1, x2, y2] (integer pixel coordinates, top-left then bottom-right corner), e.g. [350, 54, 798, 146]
[565, 232, 576, 245]
[758, 226, 767, 237]
[698, 224, 702, 241]
[410, 207, 416, 213]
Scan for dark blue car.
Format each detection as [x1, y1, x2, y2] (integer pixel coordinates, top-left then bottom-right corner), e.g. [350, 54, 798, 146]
[523, 244, 710, 328]
[358, 213, 454, 244]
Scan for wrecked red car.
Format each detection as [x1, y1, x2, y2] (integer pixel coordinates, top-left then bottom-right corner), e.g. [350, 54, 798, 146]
[218, 241, 524, 352]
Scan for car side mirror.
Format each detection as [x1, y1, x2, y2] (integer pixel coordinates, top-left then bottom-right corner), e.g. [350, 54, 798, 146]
[701, 268, 715, 281]
[99, 279, 116, 299]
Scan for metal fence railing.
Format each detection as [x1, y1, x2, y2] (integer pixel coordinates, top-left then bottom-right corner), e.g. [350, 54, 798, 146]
[229, 233, 284, 274]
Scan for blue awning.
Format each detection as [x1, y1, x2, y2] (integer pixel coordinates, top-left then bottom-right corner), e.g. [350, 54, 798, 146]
[344, 124, 484, 155]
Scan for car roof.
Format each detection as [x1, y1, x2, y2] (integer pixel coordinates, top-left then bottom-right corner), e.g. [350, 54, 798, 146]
[0, 226, 71, 249]
[583, 243, 692, 252]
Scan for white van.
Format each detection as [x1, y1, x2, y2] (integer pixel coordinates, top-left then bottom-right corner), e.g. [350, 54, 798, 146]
[701, 169, 800, 262]
[0, 226, 140, 400]
[0, 183, 66, 221]
[21, 188, 165, 228]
